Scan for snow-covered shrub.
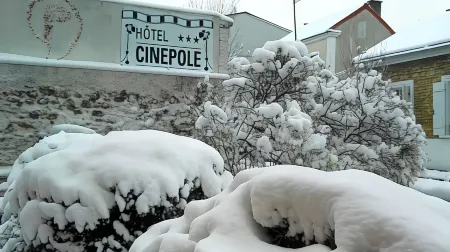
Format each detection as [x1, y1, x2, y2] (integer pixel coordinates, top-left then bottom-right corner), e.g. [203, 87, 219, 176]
[1, 129, 231, 252]
[130, 166, 450, 252]
[193, 40, 426, 185]
[194, 42, 337, 175]
[310, 66, 427, 185]
[0, 216, 21, 251]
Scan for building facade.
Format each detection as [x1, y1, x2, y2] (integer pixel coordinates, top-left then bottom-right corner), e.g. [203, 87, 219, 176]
[282, 1, 394, 74]
[227, 12, 291, 60]
[359, 10, 450, 171]
[0, 0, 233, 165]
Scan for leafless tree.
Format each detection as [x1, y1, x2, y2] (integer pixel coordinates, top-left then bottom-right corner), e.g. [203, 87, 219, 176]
[335, 20, 390, 80]
[187, 0, 243, 60]
[188, 0, 240, 15]
[228, 28, 243, 61]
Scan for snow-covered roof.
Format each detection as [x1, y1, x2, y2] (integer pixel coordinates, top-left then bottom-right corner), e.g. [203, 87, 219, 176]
[282, 3, 393, 42]
[101, 0, 234, 23]
[228, 12, 291, 33]
[358, 11, 450, 61]
[282, 5, 358, 41]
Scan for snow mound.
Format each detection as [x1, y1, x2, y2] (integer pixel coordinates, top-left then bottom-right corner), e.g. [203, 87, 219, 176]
[49, 124, 96, 135]
[131, 166, 450, 252]
[7, 131, 103, 186]
[2, 130, 231, 251]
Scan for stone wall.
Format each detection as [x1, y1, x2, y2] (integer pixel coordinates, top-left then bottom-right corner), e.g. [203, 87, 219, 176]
[0, 63, 223, 166]
[388, 54, 450, 138]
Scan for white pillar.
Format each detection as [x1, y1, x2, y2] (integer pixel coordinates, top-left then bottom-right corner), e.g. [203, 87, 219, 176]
[326, 36, 337, 73]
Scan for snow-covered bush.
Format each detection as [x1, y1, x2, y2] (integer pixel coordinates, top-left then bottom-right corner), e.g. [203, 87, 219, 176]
[0, 129, 231, 252]
[310, 66, 426, 185]
[130, 166, 450, 252]
[194, 42, 337, 175]
[193, 40, 426, 185]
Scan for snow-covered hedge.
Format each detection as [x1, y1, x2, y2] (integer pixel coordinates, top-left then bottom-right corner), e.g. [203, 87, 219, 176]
[130, 166, 450, 252]
[0, 129, 231, 252]
[194, 40, 426, 185]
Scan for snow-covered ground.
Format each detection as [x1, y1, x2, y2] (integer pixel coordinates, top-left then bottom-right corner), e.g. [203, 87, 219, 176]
[131, 166, 450, 252]
[422, 169, 450, 181]
[412, 169, 450, 202]
[0, 168, 11, 178]
[414, 177, 450, 202]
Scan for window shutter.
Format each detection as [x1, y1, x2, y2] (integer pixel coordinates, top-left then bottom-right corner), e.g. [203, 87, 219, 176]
[433, 81, 446, 136]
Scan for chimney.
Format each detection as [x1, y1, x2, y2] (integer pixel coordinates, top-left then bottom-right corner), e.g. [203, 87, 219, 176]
[367, 0, 382, 16]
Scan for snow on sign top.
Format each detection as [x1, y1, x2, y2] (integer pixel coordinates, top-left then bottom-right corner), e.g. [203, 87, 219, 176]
[101, 0, 234, 23]
[358, 11, 450, 61]
[282, 4, 361, 41]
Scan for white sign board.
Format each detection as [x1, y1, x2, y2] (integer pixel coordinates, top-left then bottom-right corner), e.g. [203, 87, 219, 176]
[120, 8, 214, 72]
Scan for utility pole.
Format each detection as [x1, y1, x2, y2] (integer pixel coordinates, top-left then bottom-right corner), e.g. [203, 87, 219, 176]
[294, 0, 301, 41]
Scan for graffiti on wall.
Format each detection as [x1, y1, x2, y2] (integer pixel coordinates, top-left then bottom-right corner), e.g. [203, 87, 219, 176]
[26, 0, 83, 59]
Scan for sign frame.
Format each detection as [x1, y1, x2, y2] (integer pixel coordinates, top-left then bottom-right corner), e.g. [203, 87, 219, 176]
[120, 7, 215, 72]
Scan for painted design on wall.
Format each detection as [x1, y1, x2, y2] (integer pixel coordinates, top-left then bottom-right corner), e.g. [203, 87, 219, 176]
[27, 0, 83, 60]
[121, 10, 214, 72]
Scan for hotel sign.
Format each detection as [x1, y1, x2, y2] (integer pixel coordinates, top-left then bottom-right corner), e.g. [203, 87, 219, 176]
[120, 8, 214, 72]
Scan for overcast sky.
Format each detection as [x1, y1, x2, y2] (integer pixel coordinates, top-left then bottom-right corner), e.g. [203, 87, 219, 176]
[149, 0, 449, 32]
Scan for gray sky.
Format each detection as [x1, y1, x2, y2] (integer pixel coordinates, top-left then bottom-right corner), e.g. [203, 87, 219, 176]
[148, 0, 449, 32]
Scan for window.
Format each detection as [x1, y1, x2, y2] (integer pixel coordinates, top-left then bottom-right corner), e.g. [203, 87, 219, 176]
[433, 76, 450, 136]
[358, 21, 366, 39]
[391, 80, 414, 106]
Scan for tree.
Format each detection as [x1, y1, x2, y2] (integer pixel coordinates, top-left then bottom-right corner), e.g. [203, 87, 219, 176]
[228, 28, 244, 61]
[187, 0, 239, 15]
[192, 40, 426, 185]
[187, 0, 242, 60]
[193, 41, 339, 175]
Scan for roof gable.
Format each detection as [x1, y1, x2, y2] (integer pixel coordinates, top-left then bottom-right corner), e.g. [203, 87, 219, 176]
[282, 3, 394, 41]
[228, 12, 292, 33]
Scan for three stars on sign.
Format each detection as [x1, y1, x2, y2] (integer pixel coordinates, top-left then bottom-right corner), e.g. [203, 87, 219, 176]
[178, 34, 200, 43]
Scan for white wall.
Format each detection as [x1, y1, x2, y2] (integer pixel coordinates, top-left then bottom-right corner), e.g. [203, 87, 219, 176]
[0, 0, 231, 73]
[228, 13, 290, 59]
[424, 139, 450, 171]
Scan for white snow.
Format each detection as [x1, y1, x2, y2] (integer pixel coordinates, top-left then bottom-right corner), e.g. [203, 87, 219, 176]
[7, 131, 103, 185]
[100, 0, 234, 23]
[0, 53, 230, 80]
[281, 4, 363, 41]
[0, 168, 12, 178]
[263, 40, 309, 59]
[130, 166, 450, 252]
[256, 136, 273, 153]
[204, 101, 228, 122]
[413, 178, 450, 202]
[358, 11, 450, 61]
[422, 169, 450, 182]
[49, 124, 96, 135]
[0, 183, 8, 191]
[256, 103, 283, 118]
[3, 130, 232, 249]
[113, 221, 131, 242]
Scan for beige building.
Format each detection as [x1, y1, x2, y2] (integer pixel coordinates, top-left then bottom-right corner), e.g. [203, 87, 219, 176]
[357, 10, 450, 172]
[282, 0, 394, 74]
